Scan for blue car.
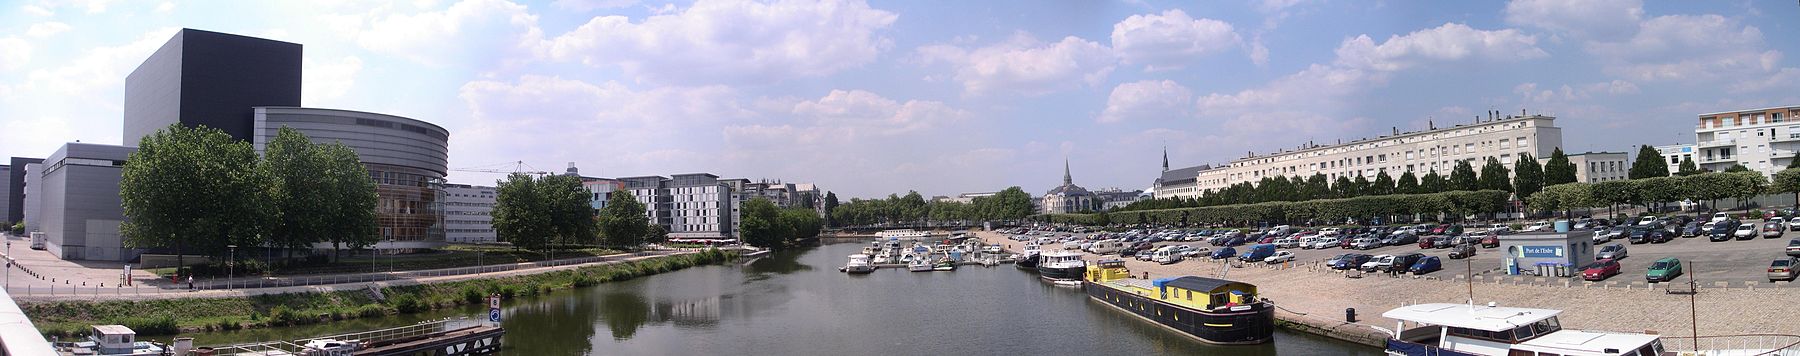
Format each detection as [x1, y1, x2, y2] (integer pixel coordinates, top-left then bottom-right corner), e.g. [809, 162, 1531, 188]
[1238, 244, 1276, 262]
[1409, 256, 1443, 274]
[1210, 246, 1237, 260]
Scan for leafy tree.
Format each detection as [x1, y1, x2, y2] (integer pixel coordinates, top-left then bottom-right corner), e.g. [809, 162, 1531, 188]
[318, 143, 378, 259]
[1725, 164, 1751, 173]
[1629, 145, 1670, 179]
[1591, 180, 1637, 217]
[1371, 171, 1395, 196]
[1633, 176, 1682, 211]
[1512, 153, 1544, 200]
[1790, 158, 1800, 170]
[1773, 169, 1800, 207]
[1333, 176, 1355, 198]
[1544, 148, 1577, 185]
[541, 174, 599, 247]
[644, 224, 668, 245]
[263, 127, 330, 256]
[822, 191, 840, 226]
[1396, 171, 1420, 194]
[121, 124, 274, 270]
[1420, 171, 1447, 194]
[1680, 173, 1733, 216]
[987, 187, 1035, 220]
[1478, 157, 1512, 192]
[1450, 160, 1479, 191]
[1303, 173, 1331, 200]
[1724, 171, 1769, 209]
[1677, 157, 1701, 176]
[781, 207, 824, 240]
[598, 190, 650, 248]
[741, 198, 792, 249]
[493, 173, 552, 251]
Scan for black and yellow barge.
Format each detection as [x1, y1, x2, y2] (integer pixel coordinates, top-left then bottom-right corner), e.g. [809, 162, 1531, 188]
[1082, 259, 1275, 345]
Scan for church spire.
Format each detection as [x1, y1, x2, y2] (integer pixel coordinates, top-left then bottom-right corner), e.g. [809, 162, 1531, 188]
[1063, 158, 1073, 186]
[1162, 146, 1169, 172]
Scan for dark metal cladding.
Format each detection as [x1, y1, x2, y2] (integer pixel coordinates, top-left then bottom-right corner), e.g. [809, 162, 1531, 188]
[124, 28, 302, 145]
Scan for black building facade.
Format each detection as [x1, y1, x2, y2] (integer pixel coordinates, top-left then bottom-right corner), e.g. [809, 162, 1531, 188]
[123, 29, 302, 144]
[7, 157, 43, 223]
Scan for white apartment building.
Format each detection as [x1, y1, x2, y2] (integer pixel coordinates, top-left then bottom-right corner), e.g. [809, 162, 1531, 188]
[443, 183, 496, 243]
[1194, 113, 1563, 193]
[1561, 152, 1630, 183]
[621, 174, 734, 240]
[1656, 144, 1695, 175]
[1690, 105, 1800, 176]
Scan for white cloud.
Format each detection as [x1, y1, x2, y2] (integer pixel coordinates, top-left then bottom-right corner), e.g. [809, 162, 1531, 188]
[542, 0, 897, 85]
[154, 2, 174, 13]
[27, 22, 71, 38]
[302, 56, 364, 104]
[916, 32, 1116, 96]
[20, 4, 52, 16]
[550, 0, 639, 11]
[349, 0, 541, 67]
[1098, 80, 1192, 123]
[0, 37, 30, 70]
[1334, 23, 1547, 72]
[1586, 14, 1775, 83]
[23, 28, 172, 95]
[1504, 0, 1643, 41]
[790, 89, 966, 134]
[1110, 9, 1241, 70]
[1248, 37, 1269, 66]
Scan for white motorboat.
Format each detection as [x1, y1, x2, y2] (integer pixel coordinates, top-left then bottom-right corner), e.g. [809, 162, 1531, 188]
[878, 229, 931, 239]
[842, 254, 875, 274]
[907, 254, 933, 272]
[1383, 303, 1666, 356]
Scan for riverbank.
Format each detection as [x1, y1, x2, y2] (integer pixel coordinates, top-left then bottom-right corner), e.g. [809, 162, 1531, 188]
[978, 231, 1800, 347]
[21, 249, 736, 337]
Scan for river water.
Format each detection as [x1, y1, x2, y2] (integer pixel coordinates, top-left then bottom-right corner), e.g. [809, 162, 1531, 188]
[180, 240, 1381, 355]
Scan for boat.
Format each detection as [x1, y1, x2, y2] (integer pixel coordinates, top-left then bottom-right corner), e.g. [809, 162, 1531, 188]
[932, 257, 957, 271]
[877, 229, 931, 239]
[300, 338, 361, 355]
[842, 254, 875, 274]
[1014, 242, 1043, 270]
[1383, 303, 1667, 356]
[1082, 259, 1275, 345]
[907, 255, 934, 272]
[1037, 250, 1086, 281]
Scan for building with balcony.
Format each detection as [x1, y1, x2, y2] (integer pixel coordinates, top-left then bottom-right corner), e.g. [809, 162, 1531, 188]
[621, 174, 734, 240]
[1656, 144, 1695, 175]
[1691, 105, 1800, 176]
[1193, 112, 1564, 193]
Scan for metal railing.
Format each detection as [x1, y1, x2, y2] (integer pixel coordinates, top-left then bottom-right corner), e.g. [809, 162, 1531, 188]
[1663, 334, 1800, 356]
[202, 317, 492, 354]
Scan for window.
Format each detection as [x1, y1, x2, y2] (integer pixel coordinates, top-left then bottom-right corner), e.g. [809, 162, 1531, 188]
[1517, 137, 1528, 147]
[1501, 140, 1511, 149]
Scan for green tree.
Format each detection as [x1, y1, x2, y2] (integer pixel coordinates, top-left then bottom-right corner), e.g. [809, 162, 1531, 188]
[1544, 148, 1577, 185]
[1629, 145, 1670, 179]
[598, 190, 650, 248]
[1420, 171, 1448, 194]
[1725, 164, 1751, 173]
[1724, 171, 1769, 209]
[1681, 173, 1733, 216]
[644, 224, 668, 245]
[781, 207, 824, 241]
[987, 187, 1034, 220]
[1512, 153, 1544, 200]
[121, 124, 274, 270]
[1371, 171, 1395, 196]
[1303, 173, 1331, 200]
[741, 198, 792, 249]
[1591, 180, 1637, 217]
[1450, 160, 1479, 191]
[1677, 157, 1702, 176]
[822, 191, 840, 226]
[1478, 157, 1512, 192]
[1396, 171, 1420, 194]
[493, 173, 552, 251]
[262, 127, 330, 256]
[1773, 169, 1800, 207]
[541, 174, 599, 247]
[1333, 176, 1355, 198]
[318, 143, 378, 259]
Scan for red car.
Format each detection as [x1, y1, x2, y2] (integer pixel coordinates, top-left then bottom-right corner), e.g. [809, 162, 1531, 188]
[1339, 237, 1356, 249]
[1419, 238, 1437, 249]
[1582, 259, 1622, 281]
[1480, 234, 1500, 248]
[1260, 236, 1278, 244]
[1431, 224, 1449, 235]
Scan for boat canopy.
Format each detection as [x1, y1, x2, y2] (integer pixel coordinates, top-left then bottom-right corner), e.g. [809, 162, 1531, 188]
[1381, 303, 1562, 332]
[1517, 329, 1661, 355]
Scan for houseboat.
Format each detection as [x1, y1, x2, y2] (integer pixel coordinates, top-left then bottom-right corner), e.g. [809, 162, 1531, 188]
[1014, 241, 1042, 270]
[1082, 259, 1274, 345]
[842, 254, 875, 274]
[1383, 303, 1667, 356]
[877, 229, 931, 239]
[1037, 250, 1087, 281]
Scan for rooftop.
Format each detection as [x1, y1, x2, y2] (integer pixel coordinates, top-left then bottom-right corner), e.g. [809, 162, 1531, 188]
[1519, 329, 1661, 353]
[1232, 114, 1555, 163]
[1698, 105, 1799, 117]
[1381, 303, 1561, 332]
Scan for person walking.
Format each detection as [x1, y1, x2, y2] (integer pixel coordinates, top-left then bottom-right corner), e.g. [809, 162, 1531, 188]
[187, 275, 194, 291]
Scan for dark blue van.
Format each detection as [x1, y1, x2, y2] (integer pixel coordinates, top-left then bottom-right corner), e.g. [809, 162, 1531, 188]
[1210, 246, 1237, 260]
[1238, 244, 1276, 262]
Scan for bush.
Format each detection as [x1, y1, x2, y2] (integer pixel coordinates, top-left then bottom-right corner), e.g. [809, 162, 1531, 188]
[355, 304, 388, 318]
[215, 319, 242, 331]
[268, 305, 307, 326]
[117, 315, 178, 335]
[461, 286, 485, 304]
[391, 295, 425, 314]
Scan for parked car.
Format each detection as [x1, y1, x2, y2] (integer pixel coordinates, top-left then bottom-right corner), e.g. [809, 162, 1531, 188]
[1418, 236, 1439, 249]
[1592, 231, 1613, 244]
[1210, 246, 1237, 260]
[1735, 223, 1760, 240]
[1647, 228, 1674, 244]
[1480, 234, 1500, 248]
[1682, 222, 1703, 237]
[1153, 247, 1186, 265]
[1596, 244, 1627, 260]
[1582, 259, 1622, 281]
[1360, 254, 1391, 272]
[1264, 251, 1296, 264]
[1445, 243, 1475, 259]
[1408, 256, 1442, 274]
[1788, 239, 1800, 257]
[1239, 244, 1277, 262]
[1332, 254, 1373, 270]
[1764, 222, 1786, 238]
[1789, 217, 1800, 231]
[1711, 212, 1730, 223]
[1309, 237, 1340, 250]
[1647, 257, 1684, 283]
[1626, 228, 1652, 244]
[1710, 220, 1740, 241]
[1770, 258, 1800, 282]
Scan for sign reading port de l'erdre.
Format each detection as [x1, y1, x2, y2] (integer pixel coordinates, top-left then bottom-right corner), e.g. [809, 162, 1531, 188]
[1521, 246, 1563, 258]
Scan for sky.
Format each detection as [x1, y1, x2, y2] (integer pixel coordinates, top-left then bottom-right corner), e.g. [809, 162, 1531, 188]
[1, 0, 1797, 200]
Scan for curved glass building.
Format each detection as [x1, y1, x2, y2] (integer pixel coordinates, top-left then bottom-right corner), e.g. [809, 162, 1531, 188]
[253, 107, 450, 249]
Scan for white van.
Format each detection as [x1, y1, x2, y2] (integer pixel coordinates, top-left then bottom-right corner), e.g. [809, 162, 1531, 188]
[1297, 236, 1320, 249]
[1712, 212, 1730, 223]
[1320, 227, 1341, 236]
[1089, 240, 1124, 255]
[1268, 225, 1293, 235]
[1152, 248, 1184, 265]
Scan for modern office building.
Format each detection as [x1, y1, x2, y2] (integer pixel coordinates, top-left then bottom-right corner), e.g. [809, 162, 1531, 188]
[0, 165, 10, 225]
[253, 107, 451, 249]
[584, 178, 625, 211]
[1042, 160, 1097, 214]
[6, 157, 43, 224]
[1657, 144, 1696, 175]
[1690, 105, 1800, 176]
[124, 29, 302, 145]
[1560, 152, 1630, 183]
[621, 174, 734, 240]
[1193, 113, 1563, 193]
[27, 143, 137, 261]
[443, 184, 496, 244]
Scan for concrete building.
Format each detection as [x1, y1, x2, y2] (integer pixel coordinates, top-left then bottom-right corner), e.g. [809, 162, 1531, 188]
[1690, 105, 1800, 176]
[1560, 152, 1630, 183]
[1151, 147, 1211, 200]
[6, 157, 43, 224]
[124, 29, 301, 145]
[1657, 144, 1696, 175]
[1042, 160, 1096, 214]
[253, 107, 451, 249]
[0, 165, 9, 225]
[1194, 113, 1563, 193]
[1499, 231, 1595, 277]
[621, 174, 734, 240]
[28, 143, 137, 261]
[443, 184, 496, 244]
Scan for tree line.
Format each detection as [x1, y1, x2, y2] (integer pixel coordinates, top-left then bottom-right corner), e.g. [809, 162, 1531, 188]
[121, 125, 380, 269]
[492, 173, 822, 251]
[827, 187, 1035, 226]
[1529, 170, 1785, 217]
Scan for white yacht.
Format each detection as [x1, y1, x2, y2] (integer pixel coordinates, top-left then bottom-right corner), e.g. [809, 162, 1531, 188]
[907, 254, 933, 272]
[877, 229, 931, 239]
[1036, 250, 1086, 281]
[1383, 303, 1666, 356]
[842, 254, 875, 274]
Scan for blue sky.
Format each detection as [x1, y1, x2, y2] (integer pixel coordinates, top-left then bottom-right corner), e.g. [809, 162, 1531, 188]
[1, 0, 1797, 199]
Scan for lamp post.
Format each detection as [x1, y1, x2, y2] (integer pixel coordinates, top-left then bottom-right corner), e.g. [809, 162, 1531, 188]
[387, 238, 395, 272]
[227, 245, 237, 290]
[6, 240, 11, 291]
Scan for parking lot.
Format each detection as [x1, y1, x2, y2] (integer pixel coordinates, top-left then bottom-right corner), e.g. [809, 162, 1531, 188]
[1012, 222, 1800, 285]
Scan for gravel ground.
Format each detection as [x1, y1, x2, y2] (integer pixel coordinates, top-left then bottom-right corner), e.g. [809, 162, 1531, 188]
[981, 231, 1800, 338]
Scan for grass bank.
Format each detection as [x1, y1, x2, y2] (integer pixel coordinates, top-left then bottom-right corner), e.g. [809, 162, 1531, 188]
[25, 248, 736, 338]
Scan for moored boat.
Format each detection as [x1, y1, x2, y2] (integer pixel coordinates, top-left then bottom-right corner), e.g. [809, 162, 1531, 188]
[1382, 303, 1667, 356]
[877, 229, 931, 239]
[1014, 241, 1042, 270]
[1037, 250, 1086, 281]
[907, 254, 934, 272]
[932, 258, 956, 271]
[1082, 259, 1275, 345]
[842, 254, 875, 274]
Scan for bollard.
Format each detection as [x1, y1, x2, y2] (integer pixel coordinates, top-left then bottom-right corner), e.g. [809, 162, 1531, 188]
[1346, 308, 1357, 323]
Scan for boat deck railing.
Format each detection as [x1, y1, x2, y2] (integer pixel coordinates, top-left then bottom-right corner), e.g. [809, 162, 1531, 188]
[1663, 334, 1800, 356]
[203, 316, 492, 353]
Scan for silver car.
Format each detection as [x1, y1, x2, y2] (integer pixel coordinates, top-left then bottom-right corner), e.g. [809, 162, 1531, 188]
[1596, 244, 1627, 260]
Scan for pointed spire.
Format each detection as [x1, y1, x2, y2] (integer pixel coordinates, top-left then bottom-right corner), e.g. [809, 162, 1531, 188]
[1162, 146, 1170, 172]
[1063, 158, 1073, 186]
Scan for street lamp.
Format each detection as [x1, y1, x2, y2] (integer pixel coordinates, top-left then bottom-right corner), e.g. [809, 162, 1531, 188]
[387, 238, 395, 272]
[6, 239, 12, 291]
[226, 245, 237, 290]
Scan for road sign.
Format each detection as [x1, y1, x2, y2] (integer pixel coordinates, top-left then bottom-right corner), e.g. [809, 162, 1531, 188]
[488, 294, 502, 323]
[489, 309, 501, 323]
